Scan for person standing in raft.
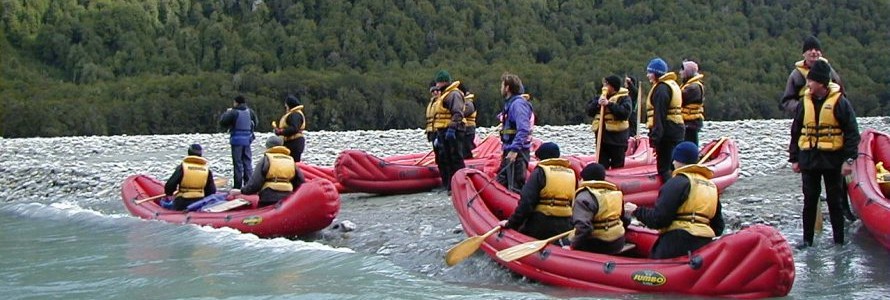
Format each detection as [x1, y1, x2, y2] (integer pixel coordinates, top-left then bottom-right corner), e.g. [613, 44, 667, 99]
[679, 60, 705, 146]
[424, 80, 442, 149]
[567, 163, 631, 254]
[587, 75, 633, 169]
[624, 76, 640, 137]
[645, 57, 686, 183]
[459, 82, 478, 159]
[274, 94, 306, 162]
[788, 60, 860, 249]
[625, 142, 725, 259]
[499, 142, 575, 240]
[165, 144, 218, 211]
[496, 72, 534, 192]
[780, 36, 844, 117]
[429, 70, 467, 191]
[234, 136, 305, 207]
[219, 95, 259, 189]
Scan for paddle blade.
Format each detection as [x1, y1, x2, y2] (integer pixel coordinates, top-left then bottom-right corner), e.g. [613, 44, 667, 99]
[214, 177, 229, 187]
[444, 236, 485, 266]
[444, 226, 500, 266]
[496, 240, 549, 262]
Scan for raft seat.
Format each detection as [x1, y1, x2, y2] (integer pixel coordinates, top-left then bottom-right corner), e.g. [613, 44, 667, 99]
[202, 198, 250, 213]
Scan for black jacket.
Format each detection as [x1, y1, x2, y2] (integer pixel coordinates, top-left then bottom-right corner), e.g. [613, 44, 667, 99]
[586, 93, 633, 146]
[632, 174, 724, 236]
[164, 164, 217, 198]
[648, 83, 685, 143]
[241, 154, 306, 203]
[788, 94, 860, 170]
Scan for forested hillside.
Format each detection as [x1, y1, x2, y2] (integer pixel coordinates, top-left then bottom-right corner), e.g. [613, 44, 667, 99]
[2, 0, 888, 137]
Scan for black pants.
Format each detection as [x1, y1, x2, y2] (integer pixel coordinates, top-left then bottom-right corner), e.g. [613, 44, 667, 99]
[655, 140, 680, 183]
[496, 149, 530, 193]
[518, 213, 573, 241]
[462, 127, 476, 159]
[684, 127, 699, 146]
[172, 197, 200, 211]
[284, 137, 305, 162]
[651, 229, 712, 259]
[434, 130, 466, 190]
[258, 188, 291, 207]
[598, 144, 628, 169]
[801, 169, 846, 245]
[573, 235, 626, 255]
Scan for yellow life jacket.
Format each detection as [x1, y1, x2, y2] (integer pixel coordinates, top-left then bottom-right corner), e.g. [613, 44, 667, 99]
[646, 72, 684, 128]
[794, 57, 831, 99]
[798, 83, 843, 151]
[534, 158, 576, 217]
[261, 146, 297, 192]
[178, 156, 209, 198]
[278, 106, 306, 141]
[463, 93, 477, 127]
[680, 74, 705, 121]
[576, 180, 625, 241]
[662, 164, 718, 238]
[431, 81, 464, 130]
[591, 88, 631, 132]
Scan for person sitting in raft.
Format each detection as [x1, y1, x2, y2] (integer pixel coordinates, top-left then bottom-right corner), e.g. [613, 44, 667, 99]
[567, 163, 631, 254]
[232, 136, 305, 207]
[625, 141, 724, 259]
[499, 142, 576, 240]
[165, 144, 217, 211]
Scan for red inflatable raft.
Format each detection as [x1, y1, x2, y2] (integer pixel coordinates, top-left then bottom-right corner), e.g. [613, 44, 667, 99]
[598, 137, 740, 206]
[121, 174, 340, 238]
[449, 168, 794, 298]
[298, 162, 350, 193]
[334, 136, 525, 194]
[847, 128, 890, 250]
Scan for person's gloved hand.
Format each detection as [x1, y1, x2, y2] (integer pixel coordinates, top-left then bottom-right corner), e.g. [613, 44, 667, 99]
[445, 128, 456, 141]
[274, 128, 283, 135]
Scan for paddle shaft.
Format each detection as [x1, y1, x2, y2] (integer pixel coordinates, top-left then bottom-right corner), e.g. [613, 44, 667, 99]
[594, 103, 605, 162]
[697, 137, 727, 164]
[635, 80, 644, 138]
[138, 176, 227, 205]
[136, 193, 167, 204]
[496, 229, 575, 262]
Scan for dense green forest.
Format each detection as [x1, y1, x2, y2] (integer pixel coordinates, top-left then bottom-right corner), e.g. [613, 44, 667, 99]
[1, 0, 888, 138]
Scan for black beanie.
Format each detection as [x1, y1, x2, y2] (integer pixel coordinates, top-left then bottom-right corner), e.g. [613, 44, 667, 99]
[580, 163, 606, 181]
[806, 60, 832, 86]
[187, 144, 203, 156]
[285, 95, 301, 108]
[604, 75, 623, 90]
[802, 36, 822, 53]
[535, 142, 560, 160]
[234, 95, 246, 104]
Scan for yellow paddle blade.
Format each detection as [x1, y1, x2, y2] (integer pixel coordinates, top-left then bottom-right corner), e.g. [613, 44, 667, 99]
[214, 177, 229, 187]
[495, 229, 574, 263]
[444, 226, 500, 266]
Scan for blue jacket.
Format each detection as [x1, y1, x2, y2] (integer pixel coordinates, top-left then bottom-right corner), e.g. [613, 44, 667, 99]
[219, 104, 258, 146]
[501, 94, 533, 152]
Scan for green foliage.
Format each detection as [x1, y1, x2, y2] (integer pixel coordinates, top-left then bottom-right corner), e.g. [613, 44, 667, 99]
[1, 0, 888, 137]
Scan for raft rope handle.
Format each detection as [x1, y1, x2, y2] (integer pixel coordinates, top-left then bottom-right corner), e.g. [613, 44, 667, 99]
[602, 254, 703, 274]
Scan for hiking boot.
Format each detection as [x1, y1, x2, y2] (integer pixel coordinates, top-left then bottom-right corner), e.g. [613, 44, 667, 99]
[795, 241, 813, 250]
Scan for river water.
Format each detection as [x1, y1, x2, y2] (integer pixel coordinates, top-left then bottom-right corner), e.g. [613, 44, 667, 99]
[1, 118, 888, 299]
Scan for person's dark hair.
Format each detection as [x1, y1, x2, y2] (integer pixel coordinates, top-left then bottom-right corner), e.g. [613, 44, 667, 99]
[234, 95, 246, 104]
[285, 94, 301, 108]
[501, 72, 523, 95]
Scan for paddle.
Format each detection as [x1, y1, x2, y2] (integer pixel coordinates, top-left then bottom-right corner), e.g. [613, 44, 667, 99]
[594, 101, 605, 163]
[495, 229, 575, 262]
[444, 225, 501, 266]
[635, 78, 643, 138]
[136, 193, 167, 204]
[697, 137, 728, 164]
[137, 176, 229, 205]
